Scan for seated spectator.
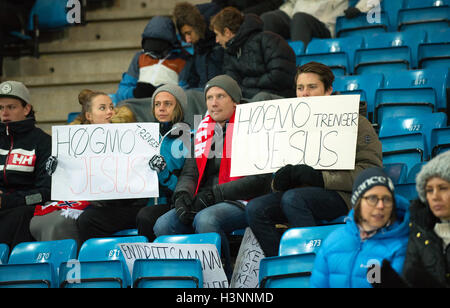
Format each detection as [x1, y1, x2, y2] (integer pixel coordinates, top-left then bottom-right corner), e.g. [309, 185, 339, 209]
[110, 16, 188, 105]
[210, 7, 296, 100]
[212, 0, 283, 16]
[310, 167, 410, 288]
[153, 75, 272, 278]
[30, 89, 115, 247]
[136, 84, 191, 241]
[174, 2, 224, 90]
[246, 62, 382, 257]
[402, 151, 450, 288]
[0, 80, 51, 248]
[260, 0, 380, 46]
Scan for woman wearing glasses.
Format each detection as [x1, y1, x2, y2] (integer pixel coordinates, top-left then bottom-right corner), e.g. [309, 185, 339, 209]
[310, 167, 410, 288]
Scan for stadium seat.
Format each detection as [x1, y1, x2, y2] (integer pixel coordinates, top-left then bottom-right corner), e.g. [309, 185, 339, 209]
[380, 133, 426, 172]
[394, 163, 426, 200]
[418, 28, 450, 69]
[407, 162, 427, 183]
[335, 12, 389, 38]
[381, 0, 406, 31]
[113, 229, 138, 236]
[431, 126, 450, 156]
[404, 0, 449, 9]
[354, 30, 427, 74]
[77, 236, 148, 287]
[379, 113, 448, 160]
[398, 5, 450, 33]
[333, 73, 384, 121]
[154, 233, 221, 255]
[0, 239, 77, 288]
[383, 163, 408, 185]
[278, 224, 343, 257]
[299, 36, 363, 75]
[132, 259, 203, 288]
[28, 0, 85, 31]
[259, 252, 316, 288]
[59, 260, 127, 288]
[67, 112, 80, 123]
[288, 40, 305, 57]
[0, 244, 9, 265]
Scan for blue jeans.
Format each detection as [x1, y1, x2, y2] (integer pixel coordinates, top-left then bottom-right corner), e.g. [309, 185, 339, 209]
[246, 187, 348, 257]
[154, 202, 248, 278]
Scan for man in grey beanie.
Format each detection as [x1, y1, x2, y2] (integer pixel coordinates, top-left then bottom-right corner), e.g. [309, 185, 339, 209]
[153, 74, 272, 279]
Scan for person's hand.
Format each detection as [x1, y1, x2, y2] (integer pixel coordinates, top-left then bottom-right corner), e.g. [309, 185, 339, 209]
[369, 259, 408, 288]
[45, 156, 58, 176]
[344, 7, 361, 19]
[290, 164, 324, 188]
[173, 192, 194, 225]
[133, 82, 156, 98]
[149, 155, 167, 173]
[272, 164, 294, 192]
[191, 185, 224, 213]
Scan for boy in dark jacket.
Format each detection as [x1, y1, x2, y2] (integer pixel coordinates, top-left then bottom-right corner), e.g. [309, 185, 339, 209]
[0, 80, 51, 248]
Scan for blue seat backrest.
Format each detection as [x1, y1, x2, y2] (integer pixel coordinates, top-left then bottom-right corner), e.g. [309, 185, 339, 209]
[335, 12, 389, 37]
[407, 162, 427, 183]
[431, 127, 450, 156]
[154, 232, 221, 255]
[288, 40, 305, 56]
[397, 5, 450, 33]
[404, 0, 449, 9]
[278, 225, 343, 256]
[425, 27, 450, 43]
[383, 163, 408, 184]
[8, 239, 77, 271]
[77, 236, 148, 262]
[0, 244, 9, 265]
[28, 0, 74, 31]
[381, 0, 406, 31]
[381, 133, 426, 171]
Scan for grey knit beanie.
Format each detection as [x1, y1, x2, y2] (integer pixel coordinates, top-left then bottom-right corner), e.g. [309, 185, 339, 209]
[204, 75, 242, 103]
[0, 81, 30, 105]
[416, 151, 450, 202]
[151, 84, 187, 113]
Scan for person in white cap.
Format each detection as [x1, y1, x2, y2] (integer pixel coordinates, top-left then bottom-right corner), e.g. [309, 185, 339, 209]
[0, 80, 52, 249]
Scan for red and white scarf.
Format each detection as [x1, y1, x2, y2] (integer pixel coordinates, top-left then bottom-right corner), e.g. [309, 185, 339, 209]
[34, 200, 90, 220]
[194, 112, 242, 195]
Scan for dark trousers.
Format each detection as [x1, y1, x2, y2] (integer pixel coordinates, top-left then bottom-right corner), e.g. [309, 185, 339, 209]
[261, 9, 331, 46]
[136, 204, 171, 242]
[0, 206, 35, 249]
[246, 187, 348, 257]
[77, 202, 144, 243]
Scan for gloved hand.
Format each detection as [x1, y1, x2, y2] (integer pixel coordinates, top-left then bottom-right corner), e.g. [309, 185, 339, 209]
[191, 185, 224, 213]
[344, 7, 361, 19]
[149, 155, 167, 173]
[45, 156, 58, 176]
[272, 164, 324, 192]
[133, 82, 157, 98]
[369, 259, 408, 288]
[173, 192, 195, 225]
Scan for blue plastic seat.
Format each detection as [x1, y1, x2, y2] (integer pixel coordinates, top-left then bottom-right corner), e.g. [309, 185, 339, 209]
[288, 40, 305, 57]
[418, 27, 450, 69]
[335, 12, 389, 38]
[259, 252, 316, 288]
[431, 127, 450, 156]
[76, 236, 148, 287]
[113, 229, 138, 236]
[154, 233, 221, 255]
[379, 113, 448, 160]
[381, 0, 406, 31]
[333, 73, 384, 121]
[59, 260, 127, 288]
[404, 0, 449, 9]
[0, 239, 77, 288]
[67, 112, 80, 123]
[398, 5, 449, 33]
[381, 133, 426, 172]
[132, 259, 203, 288]
[354, 30, 427, 74]
[28, 0, 81, 31]
[383, 163, 408, 185]
[394, 161, 426, 200]
[0, 244, 9, 265]
[299, 36, 364, 75]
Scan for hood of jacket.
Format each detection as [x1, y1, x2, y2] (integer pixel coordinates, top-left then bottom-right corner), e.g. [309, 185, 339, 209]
[225, 13, 263, 55]
[142, 16, 180, 48]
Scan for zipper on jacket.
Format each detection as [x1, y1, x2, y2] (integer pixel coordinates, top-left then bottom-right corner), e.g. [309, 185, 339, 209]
[3, 123, 13, 187]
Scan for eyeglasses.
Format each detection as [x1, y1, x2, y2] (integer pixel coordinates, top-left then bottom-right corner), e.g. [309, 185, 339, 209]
[361, 195, 394, 208]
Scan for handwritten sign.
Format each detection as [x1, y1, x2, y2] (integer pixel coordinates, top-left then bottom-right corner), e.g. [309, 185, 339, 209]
[230, 95, 360, 177]
[118, 242, 229, 288]
[230, 228, 265, 288]
[51, 123, 159, 200]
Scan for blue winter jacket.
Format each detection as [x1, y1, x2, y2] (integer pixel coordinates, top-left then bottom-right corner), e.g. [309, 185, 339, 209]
[310, 194, 410, 288]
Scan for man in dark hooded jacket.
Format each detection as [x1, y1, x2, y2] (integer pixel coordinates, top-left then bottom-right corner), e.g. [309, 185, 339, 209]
[210, 6, 296, 99]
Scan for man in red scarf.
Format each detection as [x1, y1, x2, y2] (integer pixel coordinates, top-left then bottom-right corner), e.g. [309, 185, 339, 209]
[153, 75, 272, 278]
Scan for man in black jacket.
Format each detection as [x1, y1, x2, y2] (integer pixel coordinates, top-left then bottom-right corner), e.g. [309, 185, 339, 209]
[0, 80, 51, 248]
[153, 75, 272, 278]
[210, 6, 296, 100]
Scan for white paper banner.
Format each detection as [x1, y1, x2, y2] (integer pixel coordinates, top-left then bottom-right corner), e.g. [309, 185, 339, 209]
[51, 123, 159, 200]
[118, 242, 229, 288]
[230, 95, 360, 177]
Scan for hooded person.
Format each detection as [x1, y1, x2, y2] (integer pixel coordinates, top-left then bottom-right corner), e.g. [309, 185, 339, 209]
[310, 167, 410, 288]
[110, 16, 189, 105]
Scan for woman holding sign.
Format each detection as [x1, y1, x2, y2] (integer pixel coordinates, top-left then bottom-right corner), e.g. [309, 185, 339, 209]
[246, 62, 383, 257]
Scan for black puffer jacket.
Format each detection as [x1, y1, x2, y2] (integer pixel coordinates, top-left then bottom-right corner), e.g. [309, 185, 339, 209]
[0, 118, 51, 209]
[223, 14, 296, 99]
[402, 199, 450, 288]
